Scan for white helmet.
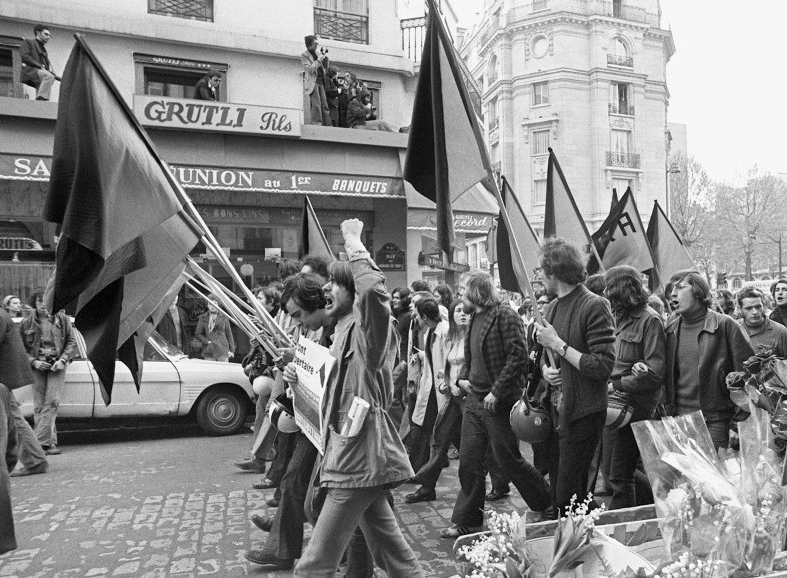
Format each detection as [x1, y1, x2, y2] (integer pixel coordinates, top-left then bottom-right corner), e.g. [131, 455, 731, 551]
[269, 392, 300, 434]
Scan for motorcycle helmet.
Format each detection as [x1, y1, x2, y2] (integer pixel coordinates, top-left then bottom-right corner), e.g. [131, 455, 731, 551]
[269, 392, 300, 433]
[510, 398, 552, 444]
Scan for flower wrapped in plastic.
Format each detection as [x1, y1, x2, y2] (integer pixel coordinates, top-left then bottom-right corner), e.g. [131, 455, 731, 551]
[456, 510, 533, 578]
[727, 350, 787, 456]
[632, 408, 787, 576]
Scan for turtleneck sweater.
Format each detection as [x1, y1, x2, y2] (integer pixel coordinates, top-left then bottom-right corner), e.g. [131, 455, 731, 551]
[675, 308, 706, 414]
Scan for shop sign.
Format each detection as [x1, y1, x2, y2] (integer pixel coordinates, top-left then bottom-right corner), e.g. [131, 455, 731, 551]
[376, 242, 405, 271]
[454, 213, 491, 231]
[133, 95, 301, 137]
[134, 53, 227, 72]
[0, 237, 42, 250]
[419, 254, 470, 273]
[0, 155, 404, 199]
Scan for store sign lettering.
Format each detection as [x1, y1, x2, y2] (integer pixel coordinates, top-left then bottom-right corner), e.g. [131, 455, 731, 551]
[454, 214, 490, 229]
[133, 96, 301, 137]
[12, 157, 51, 178]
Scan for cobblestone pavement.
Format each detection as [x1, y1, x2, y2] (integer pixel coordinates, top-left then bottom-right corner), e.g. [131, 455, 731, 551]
[0, 425, 533, 577]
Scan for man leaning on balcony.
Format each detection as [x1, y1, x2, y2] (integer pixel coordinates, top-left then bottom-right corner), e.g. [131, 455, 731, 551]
[21, 24, 61, 101]
[301, 35, 332, 126]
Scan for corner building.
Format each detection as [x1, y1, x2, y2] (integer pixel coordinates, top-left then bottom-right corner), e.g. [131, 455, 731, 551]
[459, 0, 675, 234]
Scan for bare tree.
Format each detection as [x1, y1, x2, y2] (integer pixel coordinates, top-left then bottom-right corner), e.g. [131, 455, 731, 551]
[668, 153, 714, 247]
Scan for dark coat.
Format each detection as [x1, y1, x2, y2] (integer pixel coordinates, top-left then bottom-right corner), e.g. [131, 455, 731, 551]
[20, 37, 54, 86]
[459, 303, 529, 406]
[156, 306, 188, 351]
[193, 76, 217, 101]
[194, 312, 235, 359]
[346, 98, 368, 128]
[0, 383, 18, 555]
[0, 309, 34, 390]
[664, 309, 754, 422]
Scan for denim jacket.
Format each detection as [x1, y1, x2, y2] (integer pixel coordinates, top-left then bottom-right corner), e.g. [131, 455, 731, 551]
[20, 310, 76, 366]
[319, 250, 413, 489]
[609, 306, 666, 420]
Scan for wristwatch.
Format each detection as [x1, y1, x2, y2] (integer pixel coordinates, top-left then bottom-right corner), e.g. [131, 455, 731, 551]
[556, 343, 568, 357]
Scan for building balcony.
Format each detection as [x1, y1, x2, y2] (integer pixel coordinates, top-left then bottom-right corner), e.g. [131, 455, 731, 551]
[314, 7, 369, 45]
[401, 16, 426, 62]
[606, 151, 640, 169]
[608, 102, 634, 116]
[148, 0, 213, 22]
[507, 0, 659, 28]
[607, 53, 633, 67]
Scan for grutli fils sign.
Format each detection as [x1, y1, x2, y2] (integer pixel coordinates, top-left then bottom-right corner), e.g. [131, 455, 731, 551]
[376, 243, 405, 271]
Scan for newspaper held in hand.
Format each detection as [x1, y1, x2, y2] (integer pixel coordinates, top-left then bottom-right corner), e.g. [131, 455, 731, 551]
[340, 396, 370, 437]
[291, 335, 336, 453]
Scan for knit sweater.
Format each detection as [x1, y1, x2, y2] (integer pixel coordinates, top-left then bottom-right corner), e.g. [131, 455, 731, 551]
[544, 285, 616, 427]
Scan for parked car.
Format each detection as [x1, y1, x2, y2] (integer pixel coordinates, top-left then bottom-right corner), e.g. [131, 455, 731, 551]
[15, 329, 254, 436]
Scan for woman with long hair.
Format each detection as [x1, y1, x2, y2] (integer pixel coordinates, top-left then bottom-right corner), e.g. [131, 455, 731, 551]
[405, 298, 469, 503]
[604, 265, 665, 509]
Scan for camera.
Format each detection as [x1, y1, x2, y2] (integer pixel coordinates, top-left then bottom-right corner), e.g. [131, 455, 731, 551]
[320, 47, 328, 55]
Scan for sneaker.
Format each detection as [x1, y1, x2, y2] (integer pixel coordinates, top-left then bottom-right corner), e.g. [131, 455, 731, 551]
[10, 462, 49, 477]
[234, 458, 266, 474]
[243, 549, 293, 569]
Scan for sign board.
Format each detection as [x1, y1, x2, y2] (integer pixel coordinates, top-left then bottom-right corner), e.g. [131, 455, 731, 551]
[0, 237, 42, 250]
[376, 242, 405, 271]
[133, 95, 301, 137]
[291, 335, 336, 452]
[0, 155, 404, 199]
[419, 253, 470, 273]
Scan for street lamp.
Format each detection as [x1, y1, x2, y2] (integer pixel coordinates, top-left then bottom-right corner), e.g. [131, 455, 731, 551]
[665, 162, 681, 219]
[765, 233, 783, 278]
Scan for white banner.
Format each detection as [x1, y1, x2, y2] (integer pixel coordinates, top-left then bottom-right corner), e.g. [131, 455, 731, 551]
[291, 335, 335, 452]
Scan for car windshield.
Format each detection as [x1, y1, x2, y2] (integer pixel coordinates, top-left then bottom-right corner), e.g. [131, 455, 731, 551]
[149, 330, 186, 357]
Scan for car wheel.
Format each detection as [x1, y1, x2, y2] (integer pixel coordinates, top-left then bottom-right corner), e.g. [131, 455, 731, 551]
[196, 386, 247, 436]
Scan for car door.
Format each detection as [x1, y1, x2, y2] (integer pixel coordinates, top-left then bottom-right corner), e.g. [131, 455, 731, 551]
[91, 339, 181, 417]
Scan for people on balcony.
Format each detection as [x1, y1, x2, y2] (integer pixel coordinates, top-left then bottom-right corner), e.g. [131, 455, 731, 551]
[301, 35, 332, 126]
[194, 69, 221, 101]
[21, 24, 61, 101]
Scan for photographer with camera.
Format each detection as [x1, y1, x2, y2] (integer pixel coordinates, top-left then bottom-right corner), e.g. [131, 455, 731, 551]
[346, 88, 400, 132]
[301, 35, 332, 126]
[19, 289, 76, 457]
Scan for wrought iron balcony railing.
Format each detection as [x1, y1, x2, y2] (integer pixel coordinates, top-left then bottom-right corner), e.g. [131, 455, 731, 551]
[148, 0, 213, 21]
[314, 7, 369, 45]
[606, 151, 640, 168]
[607, 53, 633, 67]
[608, 102, 634, 116]
[401, 16, 426, 62]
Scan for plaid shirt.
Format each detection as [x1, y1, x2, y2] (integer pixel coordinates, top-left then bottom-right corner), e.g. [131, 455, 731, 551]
[459, 303, 528, 404]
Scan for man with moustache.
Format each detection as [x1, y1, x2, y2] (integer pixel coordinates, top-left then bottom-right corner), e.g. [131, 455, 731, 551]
[665, 270, 753, 450]
[737, 287, 787, 356]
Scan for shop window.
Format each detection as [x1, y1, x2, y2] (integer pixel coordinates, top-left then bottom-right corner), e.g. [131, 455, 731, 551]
[148, 0, 214, 21]
[532, 81, 549, 106]
[144, 67, 210, 99]
[135, 54, 228, 100]
[314, 0, 369, 45]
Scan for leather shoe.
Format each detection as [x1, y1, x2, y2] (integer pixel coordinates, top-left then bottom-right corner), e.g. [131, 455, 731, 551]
[44, 446, 61, 456]
[252, 477, 277, 490]
[485, 488, 510, 502]
[527, 505, 557, 523]
[266, 497, 280, 508]
[404, 487, 436, 504]
[251, 514, 273, 532]
[440, 524, 482, 539]
[243, 549, 293, 569]
[10, 462, 48, 477]
[235, 458, 265, 474]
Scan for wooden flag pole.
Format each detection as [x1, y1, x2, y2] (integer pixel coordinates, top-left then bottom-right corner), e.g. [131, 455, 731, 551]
[484, 176, 556, 367]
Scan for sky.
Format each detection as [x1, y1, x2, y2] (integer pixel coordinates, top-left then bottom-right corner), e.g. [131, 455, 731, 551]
[440, 0, 787, 184]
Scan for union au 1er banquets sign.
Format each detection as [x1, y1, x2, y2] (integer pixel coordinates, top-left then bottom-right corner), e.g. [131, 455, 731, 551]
[132, 95, 302, 137]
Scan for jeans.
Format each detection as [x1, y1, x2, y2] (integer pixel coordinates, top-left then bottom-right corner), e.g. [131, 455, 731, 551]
[452, 394, 550, 527]
[486, 444, 511, 493]
[8, 391, 47, 469]
[294, 486, 422, 578]
[32, 367, 66, 448]
[261, 431, 317, 560]
[547, 411, 605, 513]
[608, 423, 639, 509]
[412, 396, 462, 489]
[408, 386, 437, 474]
[31, 68, 55, 100]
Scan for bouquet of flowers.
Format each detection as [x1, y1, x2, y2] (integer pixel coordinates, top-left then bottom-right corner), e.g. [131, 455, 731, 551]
[632, 408, 787, 577]
[726, 350, 787, 456]
[456, 510, 533, 578]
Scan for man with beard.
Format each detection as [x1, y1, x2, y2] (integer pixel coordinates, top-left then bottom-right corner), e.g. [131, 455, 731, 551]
[665, 270, 753, 450]
[287, 219, 420, 577]
[244, 272, 331, 570]
[736, 287, 787, 357]
[533, 238, 615, 514]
